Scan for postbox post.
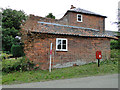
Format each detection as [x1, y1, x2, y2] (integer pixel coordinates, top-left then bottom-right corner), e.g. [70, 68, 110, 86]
[98, 59, 100, 67]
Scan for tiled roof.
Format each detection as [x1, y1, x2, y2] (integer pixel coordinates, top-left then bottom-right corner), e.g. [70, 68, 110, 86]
[29, 21, 118, 39]
[105, 30, 118, 36]
[38, 21, 99, 31]
[68, 8, 107, 18]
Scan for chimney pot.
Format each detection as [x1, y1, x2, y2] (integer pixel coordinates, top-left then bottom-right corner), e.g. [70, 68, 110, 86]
[70, 5, 76, 9]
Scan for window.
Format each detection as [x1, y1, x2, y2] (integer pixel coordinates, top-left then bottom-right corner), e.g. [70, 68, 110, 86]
[77, 14, 82, 22]
[56, 38, 68, 51]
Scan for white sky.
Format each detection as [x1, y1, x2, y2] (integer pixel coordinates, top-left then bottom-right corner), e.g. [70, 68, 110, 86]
[0, 0, 119, 31]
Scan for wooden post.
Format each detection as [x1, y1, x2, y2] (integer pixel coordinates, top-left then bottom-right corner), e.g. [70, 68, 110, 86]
[49, 43, 52, 72]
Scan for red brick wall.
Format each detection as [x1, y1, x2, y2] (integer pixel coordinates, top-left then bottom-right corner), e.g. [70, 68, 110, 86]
[61, 12, 105, 33]
[21, 12, 108, 70]
[24, 33, 110, 70]
[24, 13, 105, 34]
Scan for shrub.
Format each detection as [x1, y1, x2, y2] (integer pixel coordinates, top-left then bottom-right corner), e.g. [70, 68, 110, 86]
[100, 59, 118, 65]
[110, 40, 119, 49]
[0, 52, 12, 60]
[2, 57, 35, 73]
[111, 49, 120, 58]
[118, 38, 120, 49]
[11, 44, 24, 58]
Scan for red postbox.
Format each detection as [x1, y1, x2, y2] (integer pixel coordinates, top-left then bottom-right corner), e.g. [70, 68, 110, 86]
[96, 51, 102, 59]
[96, 51, 102, 67]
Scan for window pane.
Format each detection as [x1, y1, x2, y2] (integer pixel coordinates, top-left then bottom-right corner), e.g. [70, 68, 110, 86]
[78, 18, 81, 20]
[58, 40, 61, 45]
[78, 17, 81, 21]
[78, 15, 81, 18]
[78, 15, 82, 21]
[62, 45, 66, 49]
[58, 45, 61, 49]
[63, 40, 66, 44]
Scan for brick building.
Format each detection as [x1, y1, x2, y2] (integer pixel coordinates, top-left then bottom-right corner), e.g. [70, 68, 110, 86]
[21, 5, 117, 70]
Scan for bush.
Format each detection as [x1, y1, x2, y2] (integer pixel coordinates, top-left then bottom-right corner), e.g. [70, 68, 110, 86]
[110, 40, 119, 49]
[111, 49, 120, 58]
[2, 57, 35, 73]
[11, 44, 24, 57]
[0, 52, 12, 60]
[118, 38, 120, 49]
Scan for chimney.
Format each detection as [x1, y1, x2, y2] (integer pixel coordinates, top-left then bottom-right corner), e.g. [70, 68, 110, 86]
[70, 5, 76, 9]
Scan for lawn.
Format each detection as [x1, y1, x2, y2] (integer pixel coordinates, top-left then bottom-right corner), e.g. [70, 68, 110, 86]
[2, 49, 119, 85]
[2, 59, 118, 85]
[0, 61, 2, 85]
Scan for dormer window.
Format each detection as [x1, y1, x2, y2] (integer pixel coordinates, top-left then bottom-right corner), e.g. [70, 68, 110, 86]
[77, 14, 82, 22]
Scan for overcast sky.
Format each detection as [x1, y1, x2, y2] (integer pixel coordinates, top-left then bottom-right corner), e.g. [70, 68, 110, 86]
[0, 0, 119, 31]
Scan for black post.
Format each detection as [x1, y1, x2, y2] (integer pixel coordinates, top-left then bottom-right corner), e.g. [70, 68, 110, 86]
[98, 59, 100, 67]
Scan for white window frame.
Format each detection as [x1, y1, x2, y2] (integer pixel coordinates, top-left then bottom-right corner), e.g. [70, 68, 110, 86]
[56, 38, 68, 51]
[77, 14, 83, 22]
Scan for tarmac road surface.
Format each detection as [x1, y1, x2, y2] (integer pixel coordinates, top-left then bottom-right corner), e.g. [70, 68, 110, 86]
[2, 74, 118, 88]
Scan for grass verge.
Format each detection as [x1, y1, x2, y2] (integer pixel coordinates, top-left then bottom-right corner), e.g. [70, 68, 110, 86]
[2, 59, 118, 85]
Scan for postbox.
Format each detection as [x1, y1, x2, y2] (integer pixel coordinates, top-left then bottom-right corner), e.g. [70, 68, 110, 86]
[96, 51, 102, 59]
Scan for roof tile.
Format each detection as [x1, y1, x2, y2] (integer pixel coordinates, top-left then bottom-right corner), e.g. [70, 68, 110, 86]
[68, 8, 107, 18]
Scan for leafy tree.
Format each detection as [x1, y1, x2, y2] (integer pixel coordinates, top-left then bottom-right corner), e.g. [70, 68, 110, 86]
[46, 13, 55, 19]
[2, 8, 27, 53]
[2, 8, 27, 29]
[2, 28, 20, 51]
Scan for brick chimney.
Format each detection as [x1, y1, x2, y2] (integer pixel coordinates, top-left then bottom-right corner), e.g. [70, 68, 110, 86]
[70, 5, 76, 9]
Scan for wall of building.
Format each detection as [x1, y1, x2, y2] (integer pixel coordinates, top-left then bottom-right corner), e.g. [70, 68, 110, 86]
[23, 33, 110, 70]
[21, 12, 109, 70]
[24, 13, 105, 34]
[61, 12, 105, 33]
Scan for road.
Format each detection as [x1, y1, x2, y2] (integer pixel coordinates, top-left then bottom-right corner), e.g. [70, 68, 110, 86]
[2, 74, 118, 88]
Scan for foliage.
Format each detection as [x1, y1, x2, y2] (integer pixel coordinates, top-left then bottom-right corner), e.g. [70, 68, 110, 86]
[117, 32, 120, 49]
[118, 38, 120, 49]
[46, 13, 55, 19]
[2, 8, 27, 52]
[110, 49, 120, 58]
[2, 8, 27, 29]
[110, 40, 119, 49]
[11, 44, 24, 57]
[2, 28, 21, 51]
[2, 57, 35, 73]
[0, 52, 12, 60]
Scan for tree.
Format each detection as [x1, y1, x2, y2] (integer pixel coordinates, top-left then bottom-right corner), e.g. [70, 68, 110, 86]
[2, 8, 27, 53]
[46, 13, 55, 19]
[2, 8, 27, 29]
[2, 28, 20, 51]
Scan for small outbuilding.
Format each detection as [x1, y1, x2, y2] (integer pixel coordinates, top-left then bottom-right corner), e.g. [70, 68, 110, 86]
[21, 5, 117, 70]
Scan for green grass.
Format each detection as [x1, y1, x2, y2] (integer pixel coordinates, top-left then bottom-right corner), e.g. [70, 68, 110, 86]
[2, 49, 119, 85]
[2, 59, 118, 85]
[0, 71, 1, 85]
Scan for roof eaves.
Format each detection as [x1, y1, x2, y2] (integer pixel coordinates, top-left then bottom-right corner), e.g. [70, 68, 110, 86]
[31, 30, 118, 39]
[67, 9, 107, 18]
